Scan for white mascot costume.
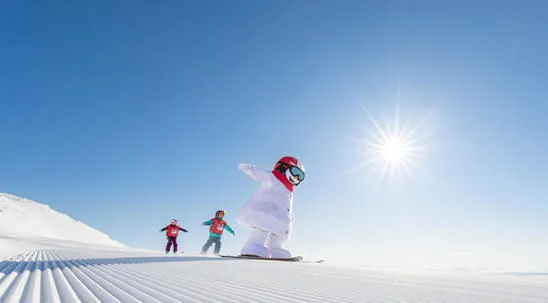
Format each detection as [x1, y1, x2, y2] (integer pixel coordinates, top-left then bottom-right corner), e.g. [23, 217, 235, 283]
[237, 156, 305, 258]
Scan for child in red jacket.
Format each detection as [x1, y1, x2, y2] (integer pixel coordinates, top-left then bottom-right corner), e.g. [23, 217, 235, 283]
[160, 219, 188, 254]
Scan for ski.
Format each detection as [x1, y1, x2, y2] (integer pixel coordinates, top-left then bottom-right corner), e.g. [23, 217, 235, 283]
[220, 254, 303, 262]
[220, 255, 324, 263]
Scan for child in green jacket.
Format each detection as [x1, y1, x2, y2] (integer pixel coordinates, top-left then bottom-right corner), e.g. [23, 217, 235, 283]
[201, 210, 235, 255]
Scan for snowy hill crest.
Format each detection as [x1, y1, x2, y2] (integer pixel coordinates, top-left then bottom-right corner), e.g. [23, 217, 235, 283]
[0, 193, 126, 249]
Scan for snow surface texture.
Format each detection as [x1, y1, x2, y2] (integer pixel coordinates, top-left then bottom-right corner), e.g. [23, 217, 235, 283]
[1, 193, 547, 302]
[1, 248, 547, 303]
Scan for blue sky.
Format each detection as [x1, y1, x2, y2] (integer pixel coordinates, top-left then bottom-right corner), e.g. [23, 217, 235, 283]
[1, 1, 546, 271]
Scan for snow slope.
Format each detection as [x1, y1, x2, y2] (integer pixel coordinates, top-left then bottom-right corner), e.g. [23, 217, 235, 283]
[0, 247, 547, 303]
[0, 193, 126, 259]
[1, 193, 546, 302]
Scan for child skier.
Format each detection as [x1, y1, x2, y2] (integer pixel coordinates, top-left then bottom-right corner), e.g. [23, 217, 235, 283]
[160, 219, 188, 254]
[201, 210, 235, 255]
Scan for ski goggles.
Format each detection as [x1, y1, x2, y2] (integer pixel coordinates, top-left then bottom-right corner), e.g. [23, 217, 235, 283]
[289, 166, 305, 181]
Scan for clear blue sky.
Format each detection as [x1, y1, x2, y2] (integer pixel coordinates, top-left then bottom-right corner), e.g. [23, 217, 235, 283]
[1, 1, 546, 271]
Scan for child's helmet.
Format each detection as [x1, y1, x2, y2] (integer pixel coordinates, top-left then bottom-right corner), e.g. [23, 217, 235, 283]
[171, 219, 178, 224]
[215, 210, 225, 217]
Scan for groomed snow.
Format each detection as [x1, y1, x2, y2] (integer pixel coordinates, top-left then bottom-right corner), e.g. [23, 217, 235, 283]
[1, 193, 546, 302]
[1, 247, 547, 302]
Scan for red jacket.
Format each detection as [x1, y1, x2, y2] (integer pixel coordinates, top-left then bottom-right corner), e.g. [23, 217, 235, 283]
[209, 219, 227, 235]
[161, 224, 188, 237]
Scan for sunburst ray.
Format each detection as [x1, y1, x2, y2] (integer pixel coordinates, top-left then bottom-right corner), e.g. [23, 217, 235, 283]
[357, 106, 430, 183]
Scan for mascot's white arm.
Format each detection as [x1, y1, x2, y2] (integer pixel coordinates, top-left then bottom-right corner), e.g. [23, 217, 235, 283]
[238, 164, 272, 185]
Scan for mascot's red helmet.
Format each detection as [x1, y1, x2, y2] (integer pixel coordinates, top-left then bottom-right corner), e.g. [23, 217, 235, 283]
[277, 156, 299, 167]
[273, 156, 305, 192]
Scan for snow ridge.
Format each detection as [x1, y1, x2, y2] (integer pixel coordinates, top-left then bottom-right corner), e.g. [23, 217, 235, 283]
[0, 193, 125, 251]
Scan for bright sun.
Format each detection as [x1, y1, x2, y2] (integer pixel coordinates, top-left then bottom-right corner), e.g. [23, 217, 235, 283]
[380, 138, 407, 163]
[354, 106, 429, 183]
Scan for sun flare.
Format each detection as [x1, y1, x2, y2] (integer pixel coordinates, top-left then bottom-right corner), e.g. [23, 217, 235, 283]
[380, 138, 407, 163]
[354, 106, 429, 184]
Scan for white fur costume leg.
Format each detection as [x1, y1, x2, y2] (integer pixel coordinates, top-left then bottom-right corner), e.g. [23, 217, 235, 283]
[240, 228, 269, 257]
[267, 232, 292, 258]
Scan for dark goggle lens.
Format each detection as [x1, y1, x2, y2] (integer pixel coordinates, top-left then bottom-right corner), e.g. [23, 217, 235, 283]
[290, 166, 305, 181]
